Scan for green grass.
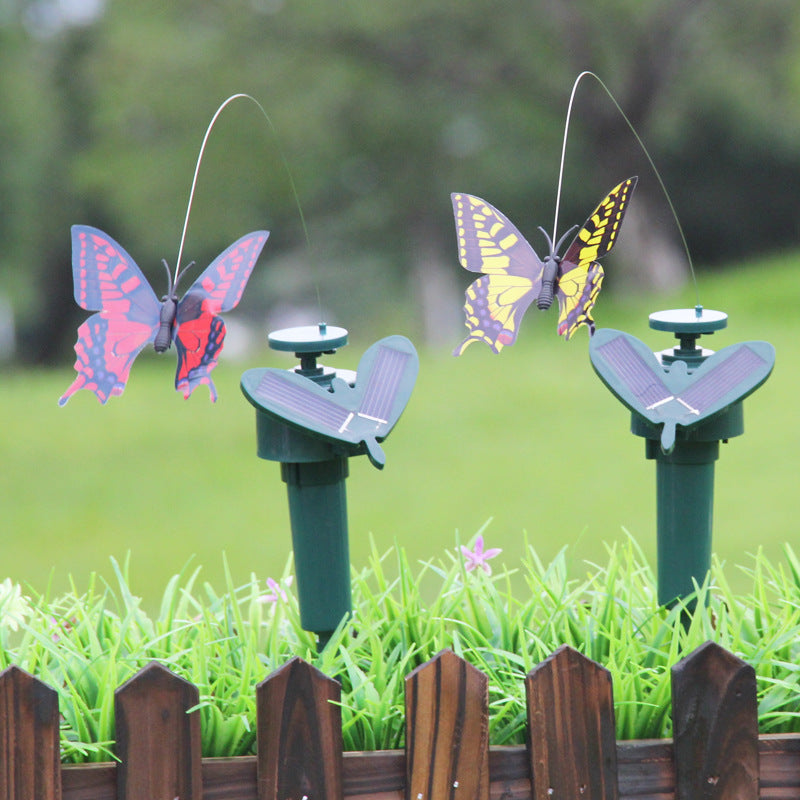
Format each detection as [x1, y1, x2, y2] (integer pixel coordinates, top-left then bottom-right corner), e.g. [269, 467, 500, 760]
[2, 539, 800, 762]
[1, 250, 799, 604]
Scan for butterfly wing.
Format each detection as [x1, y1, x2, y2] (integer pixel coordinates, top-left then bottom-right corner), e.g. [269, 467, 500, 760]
[556, 177, 637, 339]
[59, 226, 160, 405]
[174, 230, 269, 400]
[451, 193, 544, 354]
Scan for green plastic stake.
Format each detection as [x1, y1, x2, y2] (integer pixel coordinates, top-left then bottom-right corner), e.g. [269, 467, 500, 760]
[590, 308, 775, 607]
[281, 457, 350, 646]
[241, 324, 419, 649]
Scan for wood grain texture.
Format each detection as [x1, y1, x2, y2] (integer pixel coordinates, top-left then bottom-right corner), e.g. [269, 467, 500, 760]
[6, 643, 800, 800]
[0, 665, 61, 800]
[257, 656, 342, 800]
[526, 645, 618, 800]
[759, 733, 800, 799]
[42, 735, 800, 800]
[405, 649, 489, 800]
[671, 641, 759, 800]
[62, 763, 116, 800]
[114, 660, 202, 800]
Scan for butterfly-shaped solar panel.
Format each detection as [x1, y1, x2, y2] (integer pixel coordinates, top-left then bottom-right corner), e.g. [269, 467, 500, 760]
[590, 328, 775, 453]
[241, 334, 418, 469]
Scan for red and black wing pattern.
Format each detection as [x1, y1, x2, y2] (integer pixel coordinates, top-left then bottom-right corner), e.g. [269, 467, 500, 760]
[59, 226, 160, 405]
[174, 231, 269, 400]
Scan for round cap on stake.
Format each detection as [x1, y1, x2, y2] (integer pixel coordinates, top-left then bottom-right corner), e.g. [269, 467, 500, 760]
[649, 307, 729, 367]
[649, 307, 727, 335]
[268, 323, 348, 353]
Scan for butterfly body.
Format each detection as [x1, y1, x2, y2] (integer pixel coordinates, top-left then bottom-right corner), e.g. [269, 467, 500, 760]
[154, 292, 179, 353]
[535, 252, 559, 310]
[59, 225, 268, 405]
[530, 224, 580, 312]
[452, 177, 636, 354]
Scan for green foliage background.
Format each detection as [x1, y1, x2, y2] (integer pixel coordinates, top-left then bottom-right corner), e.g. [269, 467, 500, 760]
[1, 0, 799, 607]
[1, 254, 796, 605]
[2, 0, 800, 359]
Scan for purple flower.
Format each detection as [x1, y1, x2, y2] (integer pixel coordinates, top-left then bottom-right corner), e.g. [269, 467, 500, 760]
[259, 576, 293, 604]
[460, 535, 502, 575]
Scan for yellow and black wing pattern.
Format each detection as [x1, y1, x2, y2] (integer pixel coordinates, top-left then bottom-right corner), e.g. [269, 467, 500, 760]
[451, 192, 544, 354]
[556, 176, 637, 339]
[451, 176, 636, 352]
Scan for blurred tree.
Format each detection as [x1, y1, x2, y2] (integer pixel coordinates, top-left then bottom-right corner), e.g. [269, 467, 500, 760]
[2, 0, 800, 362]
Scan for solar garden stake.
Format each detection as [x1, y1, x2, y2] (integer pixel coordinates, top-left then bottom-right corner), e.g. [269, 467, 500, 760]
[241, 324, 419, 649]
[589, 308, 775, 607]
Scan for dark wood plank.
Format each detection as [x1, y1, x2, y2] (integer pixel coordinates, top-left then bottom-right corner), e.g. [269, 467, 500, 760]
[405, 649, 489, 800]
[617, 740, 674, 800]
[671, 641, 759, 800]
[62, 763, 116, 800]
[759, 734, 800, 799]
[344, 750, 405, 798]
[257, 656, 343, 800]
[0, 665, 61, 800]
[114, 661, 202, 800]
[202, 757, 258, 800]
[526, 645, 618, 800]
[44, 735, 800, 800]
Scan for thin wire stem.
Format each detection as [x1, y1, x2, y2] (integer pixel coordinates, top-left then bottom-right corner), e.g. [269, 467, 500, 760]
[551, 71, 699, 306]
[174, 93, 310, 282]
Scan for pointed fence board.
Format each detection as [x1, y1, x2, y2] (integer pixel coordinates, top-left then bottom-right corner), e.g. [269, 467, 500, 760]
[405, 649, 489, 800]
[671, 641, 759, 800]
[0, 665, 61, 800]
[4, 641, 800, 799]
[114, 660, 202, 800]
[257, 656, 343, 800]
[526, 645, 618, 800]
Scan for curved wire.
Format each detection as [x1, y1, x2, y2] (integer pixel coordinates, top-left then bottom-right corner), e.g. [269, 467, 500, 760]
[551, 71, 698, 306]
[173, 93, 309, 282]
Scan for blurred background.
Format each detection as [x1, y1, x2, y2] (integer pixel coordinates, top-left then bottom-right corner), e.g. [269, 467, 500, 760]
[1, 0, 800, 605]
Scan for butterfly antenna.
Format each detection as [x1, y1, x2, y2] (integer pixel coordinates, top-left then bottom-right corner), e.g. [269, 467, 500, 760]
[162, 259, 174, 297]
[536, 226, 555, 256]
[174, 92, 311, 284]
[553, 71, 699, 307]
[553, 224, 579, 257]
[173, 261, 196, 294]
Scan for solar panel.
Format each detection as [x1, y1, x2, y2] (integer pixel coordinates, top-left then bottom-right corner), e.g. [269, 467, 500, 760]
[359, 345, 411, 423]
[594, 334, 673, 410]
[590, 329, 775, 453]
[255, 371, 351, 435]
[678, 345, 768, 414]
[241, 335, 419, 468]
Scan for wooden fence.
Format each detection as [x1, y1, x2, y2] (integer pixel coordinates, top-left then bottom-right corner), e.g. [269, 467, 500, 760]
[1, 640, 799, 800]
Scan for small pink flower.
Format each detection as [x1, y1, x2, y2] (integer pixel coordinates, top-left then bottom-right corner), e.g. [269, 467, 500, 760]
[460, 535, 502, 575]
[259, 576, 293, 604]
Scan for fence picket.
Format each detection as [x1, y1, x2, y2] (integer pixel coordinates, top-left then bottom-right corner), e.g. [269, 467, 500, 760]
[405, 649, 489, 800]
[671, 641, 759, 800]
[526, 645, 618, 800]
[257, 656, 342, 800]
[2, 641, 798, 799]
[0, 665, 61, 800]
[114, 660, 202, 800]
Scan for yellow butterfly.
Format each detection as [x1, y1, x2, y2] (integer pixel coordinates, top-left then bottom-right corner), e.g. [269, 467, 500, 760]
[452, 177, 637, 354]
